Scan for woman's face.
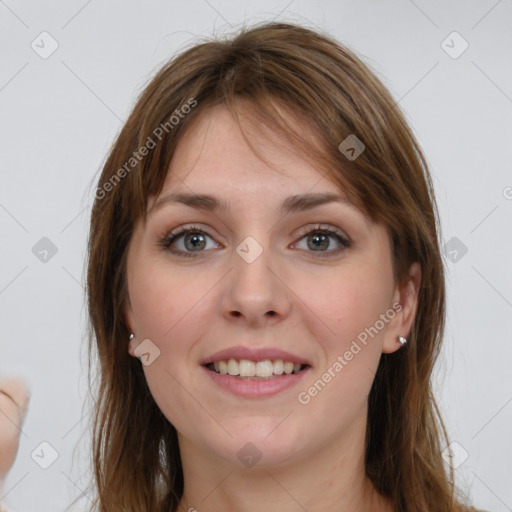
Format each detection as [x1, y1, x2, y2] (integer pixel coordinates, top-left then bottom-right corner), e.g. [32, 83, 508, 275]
[124, 103, 420, 468]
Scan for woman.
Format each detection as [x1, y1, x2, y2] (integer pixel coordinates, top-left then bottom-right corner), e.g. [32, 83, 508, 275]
[1, 21, 488, 512]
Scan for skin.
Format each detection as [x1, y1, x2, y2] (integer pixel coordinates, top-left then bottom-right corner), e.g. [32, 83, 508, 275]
[124, 103, 421, 512]
[0, 378, 31, 493]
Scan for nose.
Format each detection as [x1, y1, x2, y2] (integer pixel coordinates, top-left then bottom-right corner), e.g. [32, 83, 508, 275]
[221, 239, 291, 328]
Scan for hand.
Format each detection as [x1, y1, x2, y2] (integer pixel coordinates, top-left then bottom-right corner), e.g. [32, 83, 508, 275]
[0, 377, 31, 482]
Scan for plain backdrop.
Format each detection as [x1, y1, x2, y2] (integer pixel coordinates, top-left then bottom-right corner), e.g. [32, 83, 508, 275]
[1, 1, 511, 511]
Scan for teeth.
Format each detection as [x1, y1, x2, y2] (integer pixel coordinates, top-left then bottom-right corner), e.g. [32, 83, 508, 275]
[227, 359, 239, 376]
[255, 360, 273, 377]
[218, 360, 228, 374]
[208, 358, 306, 377]
[273, 359, 284, 375]
[239, 359, 256, 377]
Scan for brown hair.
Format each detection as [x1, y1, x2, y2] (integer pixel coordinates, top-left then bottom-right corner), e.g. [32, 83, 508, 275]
[82, 20, 473, 512]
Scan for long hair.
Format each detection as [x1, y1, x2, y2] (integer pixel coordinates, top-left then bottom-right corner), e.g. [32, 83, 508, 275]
[83, 20, 474, 512]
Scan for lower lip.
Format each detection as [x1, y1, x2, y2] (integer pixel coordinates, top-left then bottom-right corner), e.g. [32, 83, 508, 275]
[201, 365, 311, 398]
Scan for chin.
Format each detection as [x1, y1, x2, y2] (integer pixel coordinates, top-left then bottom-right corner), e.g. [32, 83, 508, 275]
[211, 420, 309, 469]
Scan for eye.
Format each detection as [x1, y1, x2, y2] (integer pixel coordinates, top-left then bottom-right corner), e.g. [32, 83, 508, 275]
[292, 224, 350, 257]
[159, 225, 220, 258]
[159, 223, 351, 259]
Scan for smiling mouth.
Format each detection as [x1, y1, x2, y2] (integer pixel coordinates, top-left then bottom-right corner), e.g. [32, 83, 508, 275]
[204, 359, 310, 380]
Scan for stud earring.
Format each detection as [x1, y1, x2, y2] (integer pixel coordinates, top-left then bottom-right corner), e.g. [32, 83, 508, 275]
[129, 333, 142, 361]
[397, 336, 407, 345]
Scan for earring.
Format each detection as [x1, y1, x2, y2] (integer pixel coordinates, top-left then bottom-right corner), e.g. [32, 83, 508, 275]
[129, 333, 142, 361]
[397, 336, 407, 345]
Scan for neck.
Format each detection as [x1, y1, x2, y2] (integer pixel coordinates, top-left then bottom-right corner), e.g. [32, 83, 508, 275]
[175, 406, 393, 512]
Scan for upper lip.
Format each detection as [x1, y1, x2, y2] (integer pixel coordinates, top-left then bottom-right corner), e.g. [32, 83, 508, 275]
[201, 346, 312, 366]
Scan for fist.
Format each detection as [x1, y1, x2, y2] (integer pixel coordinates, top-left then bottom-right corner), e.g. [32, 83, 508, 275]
[0, 378, 31, 481]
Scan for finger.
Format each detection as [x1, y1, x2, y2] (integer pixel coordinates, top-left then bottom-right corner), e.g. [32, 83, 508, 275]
[0, 378, 31, 421]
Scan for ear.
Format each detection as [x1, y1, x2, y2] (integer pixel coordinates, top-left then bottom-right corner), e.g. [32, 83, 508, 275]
[382, 262, 421, 354]
[124, 300, 137, 357]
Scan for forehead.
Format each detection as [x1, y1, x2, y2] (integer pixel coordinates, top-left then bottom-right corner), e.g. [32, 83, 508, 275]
[145, 104, 377, 237]
[161, 102, 334, 193]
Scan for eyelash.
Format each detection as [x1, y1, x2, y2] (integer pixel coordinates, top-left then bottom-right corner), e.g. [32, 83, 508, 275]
[159, 223, 351, 259]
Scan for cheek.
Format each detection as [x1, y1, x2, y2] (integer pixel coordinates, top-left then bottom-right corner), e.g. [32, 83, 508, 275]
[129, 260, 217, 431]
[294, 268, 391, 425]
[304, 261, 394, 413]
[299, 261, 393, 354]
[129, 257, 213, 341]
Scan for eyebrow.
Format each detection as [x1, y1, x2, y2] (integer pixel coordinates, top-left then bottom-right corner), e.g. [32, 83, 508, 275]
[149, 192, 356, 216]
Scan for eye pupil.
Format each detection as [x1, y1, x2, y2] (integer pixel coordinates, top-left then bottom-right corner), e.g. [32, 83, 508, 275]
[308, 233, 329, 251]
[185, 232, 206, 250]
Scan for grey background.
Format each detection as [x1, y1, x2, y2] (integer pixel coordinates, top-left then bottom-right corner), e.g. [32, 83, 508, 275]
[1, 1, 511, 511]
